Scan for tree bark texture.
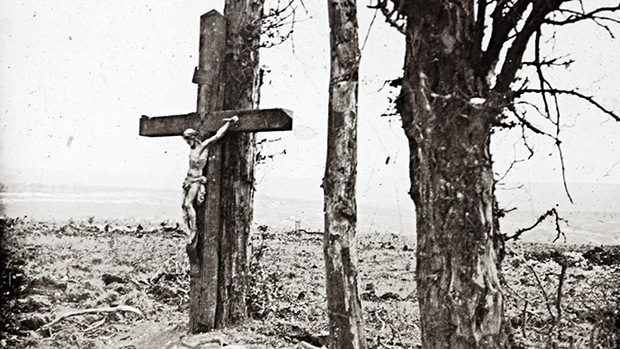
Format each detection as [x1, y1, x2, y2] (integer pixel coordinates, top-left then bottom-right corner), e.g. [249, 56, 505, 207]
[214, 0, 264, 327]
[395, 2, 509, 348]
[323, 0, 366, 348]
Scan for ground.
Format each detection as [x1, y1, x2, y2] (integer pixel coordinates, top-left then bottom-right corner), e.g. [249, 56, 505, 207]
[0, 217, 618, 348]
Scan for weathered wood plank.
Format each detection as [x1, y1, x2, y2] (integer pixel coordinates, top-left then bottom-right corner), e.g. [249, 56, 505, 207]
[198, 139, 222, 330]
[188, 9, 226, 333]
[196, 10, 226, 113]
[140, 108, 293, 137]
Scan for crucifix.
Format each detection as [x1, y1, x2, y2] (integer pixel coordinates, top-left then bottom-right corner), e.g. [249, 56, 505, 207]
[139, 10, 292, 332]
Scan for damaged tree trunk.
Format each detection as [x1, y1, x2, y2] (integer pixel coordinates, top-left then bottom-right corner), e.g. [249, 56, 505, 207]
[396, 2, 509, 348]
[323, 0, 366, 348]
[216, 0, 263, 327]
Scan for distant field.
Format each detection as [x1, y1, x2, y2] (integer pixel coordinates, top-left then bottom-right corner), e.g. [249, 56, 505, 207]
[1, 182, 618, 245]
[0, 183, 417, 236]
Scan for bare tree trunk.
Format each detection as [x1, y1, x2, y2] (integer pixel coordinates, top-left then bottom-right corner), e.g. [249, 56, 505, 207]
[396, 2, 509, 348]
[323, 0, 366, 348]
[216, 0, 263, 327]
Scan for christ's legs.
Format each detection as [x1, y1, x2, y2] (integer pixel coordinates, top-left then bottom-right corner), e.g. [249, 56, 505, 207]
[183, 183, 201, 274]
[182, 184, 200, 244]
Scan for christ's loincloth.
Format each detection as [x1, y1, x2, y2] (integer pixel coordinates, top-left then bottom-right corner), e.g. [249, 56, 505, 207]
[183, 175, 207, 205]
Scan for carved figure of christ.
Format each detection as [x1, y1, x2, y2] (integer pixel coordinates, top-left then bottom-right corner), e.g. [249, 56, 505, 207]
[181, 116, 238, 245]
[140, 108, 292, 270]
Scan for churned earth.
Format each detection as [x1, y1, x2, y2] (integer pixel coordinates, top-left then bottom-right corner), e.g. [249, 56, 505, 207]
[0, 217, 618, 348]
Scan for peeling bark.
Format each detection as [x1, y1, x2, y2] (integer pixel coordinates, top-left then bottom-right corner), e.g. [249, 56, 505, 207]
[216, 0, 263, 327]
[323, 0, 366, 348]
[396, 2, 509, 348]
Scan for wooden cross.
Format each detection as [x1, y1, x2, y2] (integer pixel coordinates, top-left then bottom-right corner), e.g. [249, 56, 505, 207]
[139, 10, 292, 330]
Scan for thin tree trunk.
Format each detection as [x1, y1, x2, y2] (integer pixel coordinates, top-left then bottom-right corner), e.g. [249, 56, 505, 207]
[396, 2, 509, 348]
[323, 0, 366, 348]
[216, 0, 263, 327]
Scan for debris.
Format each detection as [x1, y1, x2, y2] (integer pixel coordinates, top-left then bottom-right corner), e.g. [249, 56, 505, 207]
[17, 295, 52, 312]
[29, 276, 67, 293]
[300, 342, 325, 349]
[180, 334, 227, 348]
[102, 273, 126, 285]
[379, 292, 400, 301]
[277, 321, 328, 347]
[361, 291, 379, 301]
[97, 290, 121, 307]
[19, 314, 48, 331]
[42, 305, 143, 330]
[583, 246, 620, 266]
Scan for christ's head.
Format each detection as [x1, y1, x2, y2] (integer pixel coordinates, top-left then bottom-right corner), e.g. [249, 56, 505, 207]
[183, 128, 198, 146]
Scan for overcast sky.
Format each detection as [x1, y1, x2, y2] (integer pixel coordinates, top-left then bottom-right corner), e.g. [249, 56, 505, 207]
[0, 0, 618, 211]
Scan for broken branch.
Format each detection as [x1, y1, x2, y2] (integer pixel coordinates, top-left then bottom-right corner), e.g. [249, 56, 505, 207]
[515, 247, 556, 323]
[42, 305, 144, 330]
[522, 300, 529, 339]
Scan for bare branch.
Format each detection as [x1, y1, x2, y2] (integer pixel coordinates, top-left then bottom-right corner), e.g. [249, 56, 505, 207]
[515, 100, 551, 120]
[514, 77, 619, 203]
[494, 0, 564, 94]
[604, 160, 620, 177]
[504, 208, 567, 242]
[361, 8, 379, 51]
[261, 0, 308, 48]
[480, 0, 533, 78]
[545, 5, 620, 26]
[550, 91, 575, 204]
[368, 0, 406, 34]
[517, 89, 620, 122]
[554, 260, 568, 333]
[555, 141, 575, 204]
[42, 305, 143, 330]
[547, 5, 620, 38]
[520, 125, 535, 159]
[534, 29, 552, 119]
[495, 158, 525, 183]
[473, 0, 488, 60]
[522, 300, 529, 339]
[513, 111, 553, 137]
[522, 57, 575, 68]
[519, 248, 556, 322]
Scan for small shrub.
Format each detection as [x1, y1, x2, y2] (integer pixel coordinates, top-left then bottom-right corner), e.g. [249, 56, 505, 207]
[247, 225, 287, 320]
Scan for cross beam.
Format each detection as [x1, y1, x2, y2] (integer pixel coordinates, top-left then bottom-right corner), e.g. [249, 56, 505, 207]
[139, 108, 293, 137]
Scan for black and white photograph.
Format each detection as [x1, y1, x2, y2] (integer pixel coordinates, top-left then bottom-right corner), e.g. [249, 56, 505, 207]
[1, 0, 619, 348]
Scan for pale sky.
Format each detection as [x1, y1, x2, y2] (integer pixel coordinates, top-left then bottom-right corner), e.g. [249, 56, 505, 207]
[0, 0, 618, 212]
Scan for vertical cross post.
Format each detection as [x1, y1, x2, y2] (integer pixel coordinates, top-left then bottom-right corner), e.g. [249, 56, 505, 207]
[190, 10, 225, 331]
